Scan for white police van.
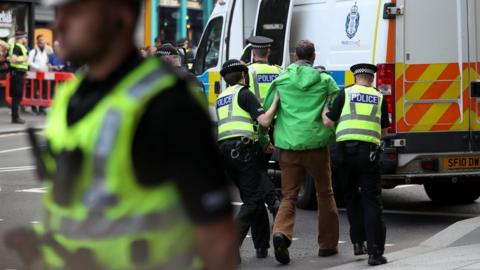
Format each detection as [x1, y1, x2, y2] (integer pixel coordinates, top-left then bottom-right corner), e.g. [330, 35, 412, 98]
[193, 0, 480, 207]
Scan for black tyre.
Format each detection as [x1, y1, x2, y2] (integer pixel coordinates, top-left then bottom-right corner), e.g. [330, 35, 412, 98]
[424, 183, 480, 204]
[297, 174, 317, 210]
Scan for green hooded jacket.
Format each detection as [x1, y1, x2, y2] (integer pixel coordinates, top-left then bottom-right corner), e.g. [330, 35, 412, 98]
[262, 61, 339, 150]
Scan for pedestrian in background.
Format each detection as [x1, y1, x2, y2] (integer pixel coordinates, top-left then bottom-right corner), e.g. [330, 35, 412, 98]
[323, 63, 389, 266]
[216, 59, 280, 262]
[263, 39, 340, 265]
[4, 0, 237, 269]
[28, 34, 50, 115]
[48, 40, 66, 72]
[0, 38, 10, 73]
[7, 31, 29, 124]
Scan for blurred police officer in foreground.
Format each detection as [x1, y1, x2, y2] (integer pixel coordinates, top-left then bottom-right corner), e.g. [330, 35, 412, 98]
[4, 0, 237, 269]
[8, 31, 29, 124]
[246, 36, 282, 218]
[323, 63, 389, 266]
[216, 59, 279, 262]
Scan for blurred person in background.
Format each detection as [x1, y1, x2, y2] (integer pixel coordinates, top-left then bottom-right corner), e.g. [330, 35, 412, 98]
[4, 0, 237, 269]
[28, 34, 50, 115]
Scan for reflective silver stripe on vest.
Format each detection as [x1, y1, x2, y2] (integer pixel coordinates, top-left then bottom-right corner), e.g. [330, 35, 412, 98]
[218, 130, 255, 139]
[336, 128, 381, 139]
[129, 64, 170, 100]
[339, 114, 381, 123]
[217, 116, 253, 126]
[83, 109, 122, 209]
[58, 205, 186, 240]
[227, 85, 244, 118]
[249, 65, 262, 103]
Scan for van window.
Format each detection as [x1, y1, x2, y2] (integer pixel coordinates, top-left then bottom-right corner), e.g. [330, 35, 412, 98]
[255, 0, 291, 66]
[194, 17, 223, 75]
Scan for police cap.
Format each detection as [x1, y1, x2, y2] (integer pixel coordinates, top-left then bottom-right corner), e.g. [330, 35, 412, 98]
[247, 36, 274, 49]
[220, 59, 249, 77]
[350, 63, 378, 76]
[156, 44, 179, 57]
[15, 31, 27, 39]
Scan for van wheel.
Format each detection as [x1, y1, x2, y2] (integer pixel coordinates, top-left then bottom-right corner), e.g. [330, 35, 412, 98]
[297, 174, 317, 210]
[296, 170, 345, 210]
[424, 183, 480, 204]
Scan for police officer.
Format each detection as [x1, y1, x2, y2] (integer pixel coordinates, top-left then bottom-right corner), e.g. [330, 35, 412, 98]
[217, 59, 279, 261]
[8, 31, 29, 124]
[246, 36, 282, 104]
[156, 43, 208, 108]
[4, 0, 237, 269]
[246, 36, 282, 217]
[323, 63, 388, 266]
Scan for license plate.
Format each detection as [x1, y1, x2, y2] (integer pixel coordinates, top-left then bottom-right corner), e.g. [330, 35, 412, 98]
[443, 156, 480, 170]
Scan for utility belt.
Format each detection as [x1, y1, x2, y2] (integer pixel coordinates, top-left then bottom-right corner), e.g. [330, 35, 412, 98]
[10, 68, 27, 76]
[218, 137, 261, 163]
[340, 140, 385, 163]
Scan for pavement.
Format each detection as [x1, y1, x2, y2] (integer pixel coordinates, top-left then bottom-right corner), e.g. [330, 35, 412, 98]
[0, 109, 479, 269]
[0, 107, 45, 135]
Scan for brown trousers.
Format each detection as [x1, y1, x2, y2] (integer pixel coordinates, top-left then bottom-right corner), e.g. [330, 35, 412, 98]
[273, 148, 339, 249]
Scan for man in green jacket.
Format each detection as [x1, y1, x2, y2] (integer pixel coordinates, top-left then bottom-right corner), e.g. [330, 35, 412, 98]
[262, 40, 340, 265]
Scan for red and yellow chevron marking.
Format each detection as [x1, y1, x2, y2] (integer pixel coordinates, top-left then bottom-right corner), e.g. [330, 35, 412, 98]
[395, 62, 480, 133]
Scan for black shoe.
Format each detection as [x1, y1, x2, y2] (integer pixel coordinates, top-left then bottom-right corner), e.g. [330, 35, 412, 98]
[368, 255, 388, 266]
[256, 248, 268, 259]
[11, 118, 25, 124]
[273, 233, 290, 265]
[354, 242, 368, 256]
[318, 248, 338, 257]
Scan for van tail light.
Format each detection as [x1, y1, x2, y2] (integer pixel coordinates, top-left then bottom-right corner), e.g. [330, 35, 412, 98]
[376, 63, 396, 134]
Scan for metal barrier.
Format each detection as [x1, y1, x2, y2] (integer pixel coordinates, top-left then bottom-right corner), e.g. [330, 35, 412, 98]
[4, 71, 74, 107]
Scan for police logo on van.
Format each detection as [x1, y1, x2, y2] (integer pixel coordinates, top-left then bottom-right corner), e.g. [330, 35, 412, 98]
[345, 2, 360, 39]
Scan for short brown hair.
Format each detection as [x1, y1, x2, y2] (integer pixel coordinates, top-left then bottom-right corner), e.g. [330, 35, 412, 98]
[295, 40, 315, 61]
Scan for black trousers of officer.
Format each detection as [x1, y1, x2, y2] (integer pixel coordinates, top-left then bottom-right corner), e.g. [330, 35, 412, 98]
[259, 153, 279, 214]
[9, 70, 25, 121]
[219, 139, 270, 249]
[338, 141, 386, 255]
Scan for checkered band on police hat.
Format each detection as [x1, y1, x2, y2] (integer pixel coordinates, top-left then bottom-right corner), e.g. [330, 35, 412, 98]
[220, 59, 249, 77]
[350, 63, 378, 76]
[156, 44, 179, 57]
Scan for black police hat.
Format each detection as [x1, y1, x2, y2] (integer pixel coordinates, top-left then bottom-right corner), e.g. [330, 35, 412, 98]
[247, 36, 274, 49]
[156, 44, 179, 57]
[350, 63, 378, 76]
[220, 59, 249, 77]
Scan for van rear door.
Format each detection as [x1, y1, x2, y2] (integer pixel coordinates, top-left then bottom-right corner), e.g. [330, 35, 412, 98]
[253, 0, 293, 66]
[395, 0, 470, 152]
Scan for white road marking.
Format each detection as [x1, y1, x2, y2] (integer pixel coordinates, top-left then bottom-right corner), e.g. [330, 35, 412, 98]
[15, 187, 46, 193]
[0, 219, 4, 222]
[338, 241, 346, 244]
[31, 221, 40, 224]
[337, 208, 477, 218]
[0, 147, 31, 154]
[385, 243, 395, 247]
[0, 166, 35, 173]
[393, 185, 417, 189]
[0, 133, 26, 138]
